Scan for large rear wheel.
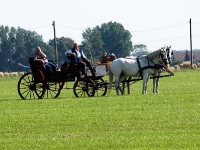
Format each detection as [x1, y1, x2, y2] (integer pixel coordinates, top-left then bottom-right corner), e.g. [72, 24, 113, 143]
[44, 82, 62, 98]
[73, 78, 95, 97]
[18, 72, 45, 99]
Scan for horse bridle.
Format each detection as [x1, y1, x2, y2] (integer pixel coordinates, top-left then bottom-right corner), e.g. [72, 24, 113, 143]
[166, 47, 173, 64]
[159, 49, 169, 65]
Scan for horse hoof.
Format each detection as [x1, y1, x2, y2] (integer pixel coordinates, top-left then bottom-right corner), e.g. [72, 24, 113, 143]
[153, 91, 159, 94]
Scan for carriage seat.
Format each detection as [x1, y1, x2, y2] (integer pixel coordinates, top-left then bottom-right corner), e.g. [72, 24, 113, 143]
[61, 61, 77, 74]
[29, 56, 46, 72]
[101, 55, 116, 63]
[97, 55, 116, 70]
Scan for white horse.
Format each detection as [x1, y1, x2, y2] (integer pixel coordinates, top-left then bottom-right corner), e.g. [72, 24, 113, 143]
[108, 48, 169, 95]
[152, 46, 173, 93]
[122, 46, 173, 94]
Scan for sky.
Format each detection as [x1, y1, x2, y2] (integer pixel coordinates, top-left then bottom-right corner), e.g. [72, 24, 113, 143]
[1, 0, 200, 51]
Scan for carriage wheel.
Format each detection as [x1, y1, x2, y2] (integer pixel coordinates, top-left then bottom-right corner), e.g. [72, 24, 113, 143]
[73, 78, 95, 97]
[94, 78, 107, 96]
[44, 81, 62, 98]
[18, 72, 45, 99]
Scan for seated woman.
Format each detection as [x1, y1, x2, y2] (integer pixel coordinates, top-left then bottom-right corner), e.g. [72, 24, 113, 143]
[33, 46, 57, 73]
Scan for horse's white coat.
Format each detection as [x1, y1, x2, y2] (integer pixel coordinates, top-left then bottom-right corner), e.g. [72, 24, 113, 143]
[108, 48, 169, 95]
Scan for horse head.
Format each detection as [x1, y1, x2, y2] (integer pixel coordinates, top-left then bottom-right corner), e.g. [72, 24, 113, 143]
[166, 46, 173, 64]
[159, 47, 169, 65]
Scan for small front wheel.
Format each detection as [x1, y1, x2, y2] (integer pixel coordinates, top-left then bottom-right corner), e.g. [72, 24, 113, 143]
[93, 78, 107, 96]
[73, 78, 95, 97]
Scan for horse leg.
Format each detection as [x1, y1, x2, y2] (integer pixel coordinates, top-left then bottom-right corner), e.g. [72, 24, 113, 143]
[156, 70, 162, 93]
[114, 83, 120, 95]
[122, 76, 131, 94]
[117, 76, 125, 95]
[153, 71, 160, 94]
[122, 76, 128, 94]
[142, 74, 150, 94]
[114, 76, 120, 95]
[119, 87, 124, 95]
[153, 77, 157, 93]
[127, 76, 132, 94]
[156, 77, 160, 93]
[153, 78, 159, 94]
[122, 78, 126, 94]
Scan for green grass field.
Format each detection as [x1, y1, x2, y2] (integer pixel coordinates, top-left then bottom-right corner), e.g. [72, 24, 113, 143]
[0, 70, 200, 149]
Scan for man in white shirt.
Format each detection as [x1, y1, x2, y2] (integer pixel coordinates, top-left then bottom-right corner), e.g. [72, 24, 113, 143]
[65, 42, 95, 77]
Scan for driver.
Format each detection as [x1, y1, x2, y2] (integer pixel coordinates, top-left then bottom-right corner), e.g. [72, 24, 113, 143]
[65, 42, 95, 77]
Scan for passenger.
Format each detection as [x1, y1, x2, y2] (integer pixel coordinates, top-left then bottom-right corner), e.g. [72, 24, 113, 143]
[102, 52, 108, 63]
[33, 46, 57, 73]
[110, 51, 117, 59]
[65, 42, 95, 77]
[104, 52, 107, 57]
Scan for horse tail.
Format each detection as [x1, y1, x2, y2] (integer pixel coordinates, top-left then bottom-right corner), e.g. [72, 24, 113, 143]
[108, 65, 113, 93]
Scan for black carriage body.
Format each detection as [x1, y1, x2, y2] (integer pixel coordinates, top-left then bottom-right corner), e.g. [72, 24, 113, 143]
[17, 57, 108, 99]
[29, 57, 77, 82]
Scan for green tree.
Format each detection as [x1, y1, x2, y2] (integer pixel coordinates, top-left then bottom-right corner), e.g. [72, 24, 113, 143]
[48, 37, 74, 67]
[0, 22, 134, 71]
[99, 22, 132, 58]
[81, 21, 133, 61]
[132, 44, 148, 56]
[13, 27, 52, 71]
[0, 26, 17, 72]
[0, 25, 53, 72]
[81, 28, 104, 62]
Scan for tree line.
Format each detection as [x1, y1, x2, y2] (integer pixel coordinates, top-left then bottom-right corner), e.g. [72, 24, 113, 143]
[0, 21, 148, 72]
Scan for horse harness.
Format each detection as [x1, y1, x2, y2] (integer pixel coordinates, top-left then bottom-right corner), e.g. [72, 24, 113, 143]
[136, 56, 164, 79]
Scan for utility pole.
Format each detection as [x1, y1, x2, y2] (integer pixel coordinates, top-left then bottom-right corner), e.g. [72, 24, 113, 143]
[52, 21, 58, 66]
[189, 18, 193, 68]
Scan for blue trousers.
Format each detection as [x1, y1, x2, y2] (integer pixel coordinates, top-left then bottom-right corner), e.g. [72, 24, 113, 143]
[45, 62, 57, 73]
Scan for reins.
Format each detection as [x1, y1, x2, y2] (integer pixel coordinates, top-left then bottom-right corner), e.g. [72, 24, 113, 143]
[122, 49, 174, 87]
[136, 49, 165, 78]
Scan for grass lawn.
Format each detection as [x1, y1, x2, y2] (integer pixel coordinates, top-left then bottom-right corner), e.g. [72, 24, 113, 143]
[0, 69, 200, 149]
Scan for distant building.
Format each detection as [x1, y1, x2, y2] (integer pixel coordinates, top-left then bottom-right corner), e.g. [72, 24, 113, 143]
[172, 50, 200, 63]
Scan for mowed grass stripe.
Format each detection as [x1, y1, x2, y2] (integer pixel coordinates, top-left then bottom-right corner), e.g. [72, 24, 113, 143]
[0, 70, 200, 149]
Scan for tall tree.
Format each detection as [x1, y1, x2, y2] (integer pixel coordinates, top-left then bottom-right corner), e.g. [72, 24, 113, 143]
[48, 37, 74, 67]
[81, 28, 104, 62]
[132, 44, 148, 56]
[0, 22, 134, 71]
[0, 26, 17, 72]
[81, 21, 133, 61]
[0, 25, 53, 72]
[100, 22, 133, 58]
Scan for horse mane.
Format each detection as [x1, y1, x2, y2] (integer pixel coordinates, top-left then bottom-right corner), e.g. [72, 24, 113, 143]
[147, 49, 161, 60]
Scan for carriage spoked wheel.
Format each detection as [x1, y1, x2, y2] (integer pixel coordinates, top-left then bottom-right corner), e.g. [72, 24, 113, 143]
[18, 72, 45, 99]
[73, 78, 95, 97]
[44, 81, 62, 98]
[93, 78, 107, 96]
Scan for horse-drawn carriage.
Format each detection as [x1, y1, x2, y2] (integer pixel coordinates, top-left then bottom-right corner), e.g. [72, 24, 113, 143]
[17, 46, 174, 99]
[17, 57, 108, 99]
